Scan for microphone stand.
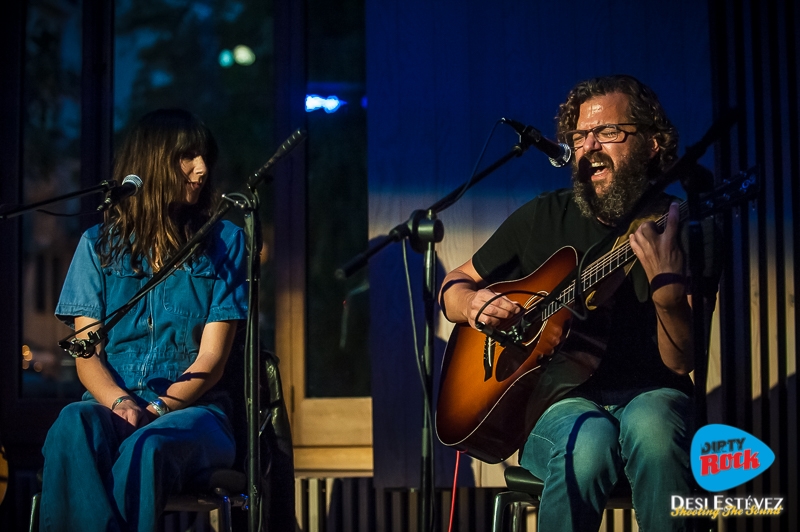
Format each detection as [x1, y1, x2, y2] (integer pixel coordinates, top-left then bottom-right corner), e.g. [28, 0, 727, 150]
[682, 170, 710, 429]
[606, 114, 738, 417]
[0, 180, 117, 219]
[337, 135, 536, 532]
[1, 180, 123, 358]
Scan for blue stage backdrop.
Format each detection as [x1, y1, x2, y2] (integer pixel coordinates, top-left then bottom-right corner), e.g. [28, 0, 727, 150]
[366, 0, 714, 489]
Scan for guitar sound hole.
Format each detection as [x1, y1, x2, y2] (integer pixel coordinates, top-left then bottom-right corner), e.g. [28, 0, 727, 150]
[494, 342, 533, 381]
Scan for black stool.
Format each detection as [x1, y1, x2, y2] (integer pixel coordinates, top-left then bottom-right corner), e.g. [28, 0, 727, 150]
[492, 466, 633, 532]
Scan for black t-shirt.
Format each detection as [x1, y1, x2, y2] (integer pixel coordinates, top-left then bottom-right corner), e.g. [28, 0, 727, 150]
[472, 188, 698, 404]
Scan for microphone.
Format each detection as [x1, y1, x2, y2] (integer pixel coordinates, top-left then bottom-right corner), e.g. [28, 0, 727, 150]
[501, 118, 572, 168]
[97, 174, 143, 211]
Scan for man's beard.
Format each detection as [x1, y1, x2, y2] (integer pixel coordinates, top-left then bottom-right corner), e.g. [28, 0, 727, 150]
[571, 140, 653, 225]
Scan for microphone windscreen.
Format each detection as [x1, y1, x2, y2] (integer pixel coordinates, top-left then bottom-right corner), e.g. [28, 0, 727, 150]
[122, 174, 143, 194]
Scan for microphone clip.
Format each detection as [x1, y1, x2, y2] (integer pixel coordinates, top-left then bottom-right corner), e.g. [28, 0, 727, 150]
[475, 317, 529, 351]
[59, 331, 102, 358]
[97, 179, 121, 212]
[97, 175, 143, 212]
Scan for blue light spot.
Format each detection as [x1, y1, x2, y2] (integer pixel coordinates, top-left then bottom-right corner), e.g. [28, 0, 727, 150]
[192, 3, 213, 20]
[361, 95, 368, 108]
[305, 94, 347, 113]
[150, 69, 173, 87]
[219, 49, 234, 68]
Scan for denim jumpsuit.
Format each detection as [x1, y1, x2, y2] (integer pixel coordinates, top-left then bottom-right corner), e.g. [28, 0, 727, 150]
[40, 220, 248, 532]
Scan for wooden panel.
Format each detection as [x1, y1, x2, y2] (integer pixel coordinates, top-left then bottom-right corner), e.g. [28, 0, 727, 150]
[294, 398, 373, 447]
[294, 447, 373, 477]
[273, 0, 374, 475]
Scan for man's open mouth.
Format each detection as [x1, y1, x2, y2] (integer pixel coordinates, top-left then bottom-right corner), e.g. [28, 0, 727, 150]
[590, 161, 610, 179]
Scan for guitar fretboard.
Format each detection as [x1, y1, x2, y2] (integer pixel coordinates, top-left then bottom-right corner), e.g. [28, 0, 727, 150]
[537, 203, 688, 321]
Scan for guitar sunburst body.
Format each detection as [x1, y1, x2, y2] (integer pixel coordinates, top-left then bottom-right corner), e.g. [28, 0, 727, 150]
[436, 247, 603, 463]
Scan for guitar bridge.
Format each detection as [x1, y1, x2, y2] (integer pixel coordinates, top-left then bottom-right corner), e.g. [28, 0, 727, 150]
[483, 338, 495, 381]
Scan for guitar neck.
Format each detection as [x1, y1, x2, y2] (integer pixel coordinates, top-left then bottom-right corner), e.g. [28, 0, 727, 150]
[540, 201, 690, 320]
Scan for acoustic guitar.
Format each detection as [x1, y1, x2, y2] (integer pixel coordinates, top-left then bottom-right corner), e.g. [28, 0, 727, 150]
[435, 169, 758, 463]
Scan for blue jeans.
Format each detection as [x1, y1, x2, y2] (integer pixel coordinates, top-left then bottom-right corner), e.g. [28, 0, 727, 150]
[520, 388, 693, 532]
[40, 401, 236, 532]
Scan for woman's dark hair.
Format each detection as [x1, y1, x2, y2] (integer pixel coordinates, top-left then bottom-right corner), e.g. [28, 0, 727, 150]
[556, 74, 678, 176]
[96, 108, 219, 271]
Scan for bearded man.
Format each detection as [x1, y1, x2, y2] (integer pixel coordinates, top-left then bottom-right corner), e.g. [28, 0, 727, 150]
[439, 75, 712, 531]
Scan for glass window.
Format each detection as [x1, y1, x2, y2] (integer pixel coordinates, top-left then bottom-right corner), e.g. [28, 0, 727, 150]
[21, 0, 84, 398]
[21, 0, 276, 397]
[305, 0, 369, 397]
[114, 0, 276, 347]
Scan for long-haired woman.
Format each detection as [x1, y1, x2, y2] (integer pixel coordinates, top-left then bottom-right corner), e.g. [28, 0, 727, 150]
[40, 108, 248, 531]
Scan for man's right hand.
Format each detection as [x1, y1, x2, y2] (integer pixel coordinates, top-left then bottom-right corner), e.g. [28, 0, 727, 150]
[439, 259, 523, 330]
[465, 288, 522, 330]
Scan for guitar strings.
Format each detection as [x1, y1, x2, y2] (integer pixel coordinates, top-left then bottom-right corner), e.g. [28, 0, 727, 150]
[482, 202, 688, 336]
[579, 202, 684, 287]
[535, 202, 686, 322]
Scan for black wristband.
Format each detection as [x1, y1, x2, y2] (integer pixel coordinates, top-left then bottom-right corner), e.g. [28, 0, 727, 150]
[650, 272, 687, 292]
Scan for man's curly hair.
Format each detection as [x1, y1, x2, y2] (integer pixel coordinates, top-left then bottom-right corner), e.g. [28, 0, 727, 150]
[556, 74, 678, 177]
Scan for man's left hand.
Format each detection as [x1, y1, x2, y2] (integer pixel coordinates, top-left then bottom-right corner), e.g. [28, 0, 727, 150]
[629, 202, 686, 306]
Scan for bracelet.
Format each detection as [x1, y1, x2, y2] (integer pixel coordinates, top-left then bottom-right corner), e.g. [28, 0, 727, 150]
[111, 395, 134, 411]
[149, 398, 170, 417]
[650, 272, 687, 292]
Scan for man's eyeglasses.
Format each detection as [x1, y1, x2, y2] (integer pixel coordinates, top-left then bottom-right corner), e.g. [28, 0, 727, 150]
[562, 123, 640, 149]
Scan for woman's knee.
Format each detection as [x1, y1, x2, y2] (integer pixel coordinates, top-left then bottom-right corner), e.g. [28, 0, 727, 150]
[55, 400, 104, 421]
[44, 401, 108, 449]
[43, 402, 114, 458]
[118, 408, 235, 468]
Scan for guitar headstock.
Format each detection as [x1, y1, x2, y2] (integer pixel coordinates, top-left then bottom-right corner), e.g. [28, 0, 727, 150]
[696, 166, 759, 218]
